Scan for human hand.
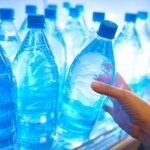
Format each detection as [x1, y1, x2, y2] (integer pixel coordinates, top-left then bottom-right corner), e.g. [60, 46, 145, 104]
[91, 73, 150, 149]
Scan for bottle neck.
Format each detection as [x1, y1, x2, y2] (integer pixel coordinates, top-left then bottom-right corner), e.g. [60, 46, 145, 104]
[23, 28, 50, 49]
[97, 34, 112, 44]
[125, 22, 135, 27]
[0, 20, 16, 29]
[136, 19, 147, 27]
[69, 16, 80, 21]
[122, 22, 137, 34]
[136, 18, 147, 24]
[45, 19, 57, 33]
[0, 20, 21, 41]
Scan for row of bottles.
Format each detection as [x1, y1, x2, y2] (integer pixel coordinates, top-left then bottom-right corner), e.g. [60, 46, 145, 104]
[114, 12, 150, 96]
[0, 2, 150, 149]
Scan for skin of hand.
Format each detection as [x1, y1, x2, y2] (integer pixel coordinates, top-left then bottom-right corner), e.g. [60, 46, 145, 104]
[91, 73, 150, 149]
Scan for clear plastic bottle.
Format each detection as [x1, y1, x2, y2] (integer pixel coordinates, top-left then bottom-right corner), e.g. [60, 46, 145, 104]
[87, 12, 105, 43]
[19, 5, 37, 41]
[0, 45, 16, 150]
[55, 20, 118, 149]
[91, 12, 105, 32]
[136, 11, 150, 76]
[135, 11, 150, 100]
[13, 15, 59, 149]
[113, 13, 142, 90]
[0, 8, 21, 62]
[58, 2, 70, 30]
[76, 4, 88, 33]
[63, 7, 86, 69]
[45, 8, 67, 113]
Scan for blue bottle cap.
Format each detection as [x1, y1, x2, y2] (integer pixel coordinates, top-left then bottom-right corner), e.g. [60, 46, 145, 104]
[63, 2, 70, 9]
[137, 11, 148, 20]
[45, 8, 56, 20]
[25, 5, 37, 14]
[47, 4, 57, 10]
[97, 20, 118, 40]
[125, 13, 137, 23]
[69, 8, 80, 18]
[76, 4, 84, 13]
[27, 15, 45, 28]
[93, 12, 105, 22]
[0, 8, 14, 20]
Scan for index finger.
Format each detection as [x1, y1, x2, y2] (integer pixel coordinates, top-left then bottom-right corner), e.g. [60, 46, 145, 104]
[91, 81, 127, 103]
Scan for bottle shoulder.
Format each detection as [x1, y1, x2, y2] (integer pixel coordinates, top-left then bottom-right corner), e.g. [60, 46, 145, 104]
[13, 49, 59, 84]
[114, 26, 141, 49]
[78, 37, 113, 56]
[0, 21, 21, 42]
[68, 37, 115, 76]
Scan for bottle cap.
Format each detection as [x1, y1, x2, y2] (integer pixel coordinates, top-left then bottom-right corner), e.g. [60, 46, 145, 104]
[69, 8, 79, 18]
[76, 4, 84, 13]
[27, 15, 45, 28]
[63, 2, 70, 9]
[125, 13, 137, 23]
[137, 11, 148, 20]
[93, 12, 105, 22]
[45, 8, 56, 20]
[47, 4, 57, 10]
[97, 20, 118, 39]
[25, 5, 37, 14]
[0, 8, 14, 20]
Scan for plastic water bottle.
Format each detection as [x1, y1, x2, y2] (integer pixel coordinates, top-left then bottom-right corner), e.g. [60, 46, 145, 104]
[135, 11, 150, 100]
[55, 20, 118, 149]
[19, 5, 37, 41]
[63, 7, 86, 69]
[45, 8, 67, 112]
[91, 12, 105, 32]
[113, 13, 142, 90]
[13, 15, 59, 149]
[136, 11, 150, 76]
[76, 4, 88, 33]
[58, 2, 70, 30]
[0, 8, 21, 62]
[0, 45, 16, 150]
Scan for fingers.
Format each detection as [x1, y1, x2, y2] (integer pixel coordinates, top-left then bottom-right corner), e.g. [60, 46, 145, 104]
[91, 81, 125, 101]
[128, 124, 141, 139]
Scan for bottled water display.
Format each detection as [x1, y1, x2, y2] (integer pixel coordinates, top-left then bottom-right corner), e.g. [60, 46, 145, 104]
[13, 15, 59, 149]
[113, 13, 142, 90]
[0, 8, 21, 62]
[0, 1, 150, 149]
[45, 8, 67, 112]
[19, 5, 37, 41]
[63, 7, 86, 68]
[55, 20, 118, 149]
[0, 45, 16, 150]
